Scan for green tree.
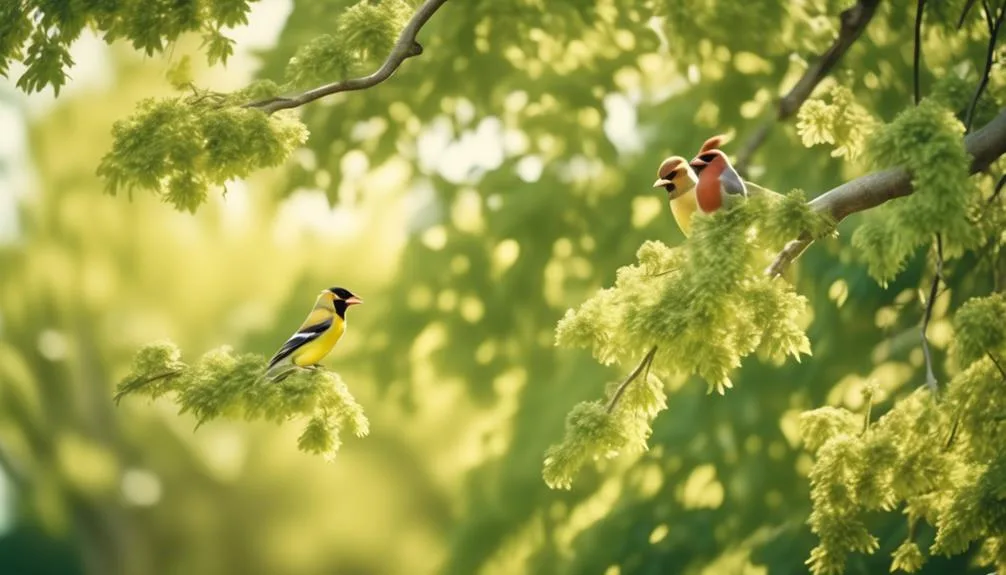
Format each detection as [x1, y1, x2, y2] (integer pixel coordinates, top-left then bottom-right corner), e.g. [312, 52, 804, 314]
[2, 1, 1006, 574]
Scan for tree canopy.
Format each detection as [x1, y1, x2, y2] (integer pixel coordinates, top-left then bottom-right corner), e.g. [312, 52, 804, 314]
[1, 0, 1006, 574]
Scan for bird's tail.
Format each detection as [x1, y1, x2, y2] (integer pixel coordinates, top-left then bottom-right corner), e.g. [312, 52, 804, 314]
[263, 356, 296, 382]
[744, 181, 784, 200]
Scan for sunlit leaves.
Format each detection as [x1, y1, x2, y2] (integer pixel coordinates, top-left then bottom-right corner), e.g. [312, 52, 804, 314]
[338, 0, 410, 62]
[2, 0, 415, 212]
[802, 334, 1006, 574]
[542, 401, 631, 489]
[797, 84, 878, 160]
[98, 98, 308, 212]
[891, 540, 925, 573]
[951, 292, 1006, 368]
[286, 34, 356, 89]
[802, 392, 944, 574]
[548, 197, 812, 487]
[114, 342, 369, 459]
[2, 0, 257, 95]
[557, 198, 811, 393]
[852, 99, 982, 283]
[285, 0, 409, 88]
[758, 189, 836, 248]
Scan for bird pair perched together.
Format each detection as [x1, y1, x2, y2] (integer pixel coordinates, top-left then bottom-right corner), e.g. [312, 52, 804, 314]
[652, 135, 775, 237]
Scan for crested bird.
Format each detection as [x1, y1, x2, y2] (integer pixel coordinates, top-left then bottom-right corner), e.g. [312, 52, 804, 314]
[689, 149, 749, 214]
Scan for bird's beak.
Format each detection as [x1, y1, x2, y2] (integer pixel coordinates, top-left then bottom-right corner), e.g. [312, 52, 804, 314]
[345, 296, 363, 306]
[653, 178, 672, 188]
[689, 159, 707, 173]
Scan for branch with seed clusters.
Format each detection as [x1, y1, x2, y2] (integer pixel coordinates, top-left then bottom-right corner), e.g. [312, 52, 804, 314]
[765, 107, 1006, 278]
[244, 0, 450, 114]
[734, 0, 881, 174]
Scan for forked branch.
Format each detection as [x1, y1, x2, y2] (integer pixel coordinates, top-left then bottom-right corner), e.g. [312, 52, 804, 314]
[245, 0, 450, 114]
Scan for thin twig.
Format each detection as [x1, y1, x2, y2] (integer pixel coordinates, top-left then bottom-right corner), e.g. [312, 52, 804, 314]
[919, 234, 943, 394]
[951, 352, 1006, 448]
[914, 0, 926, 105]
[765, 107, 1006, 277]
[966, 0, 1006, 131]
[734, 0, 881, 173]
[989, 351, 1006, 380]
[944, 408, 961, 449]
[112, 370, 182, 405]
[989, 173, 1006, 204]
[650, 268, 679, 278]
[862, 393, 873, 434]
[959, 0, 981, 28]
[606, 346, 658, 414]
[244, 0, 450, 114]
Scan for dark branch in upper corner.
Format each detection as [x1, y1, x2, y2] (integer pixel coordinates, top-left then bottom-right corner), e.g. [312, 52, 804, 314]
[765, 107, 1006, 277]
[244, 0, 450, 114]
[914, 0, 926, 106]
[734, 0, 881, 174]
[965, 0, 1006, 131]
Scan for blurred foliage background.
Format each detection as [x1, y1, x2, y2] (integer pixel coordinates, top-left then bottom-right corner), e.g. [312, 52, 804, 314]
[1, 0, 1005, 574]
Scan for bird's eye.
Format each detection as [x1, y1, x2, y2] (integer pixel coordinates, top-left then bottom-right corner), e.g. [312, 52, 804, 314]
[666, 169, 677, 179]
[699, 153, 716, 162]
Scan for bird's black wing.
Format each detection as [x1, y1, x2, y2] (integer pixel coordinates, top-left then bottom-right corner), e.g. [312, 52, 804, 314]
[267, 318, 333, 368]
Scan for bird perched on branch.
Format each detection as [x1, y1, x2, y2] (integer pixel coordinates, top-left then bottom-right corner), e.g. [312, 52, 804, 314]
[652, 135, 730, 236]
[265, 287, 363, 381]
[689, 149, 749, 213]
[690, 143, 784, 214]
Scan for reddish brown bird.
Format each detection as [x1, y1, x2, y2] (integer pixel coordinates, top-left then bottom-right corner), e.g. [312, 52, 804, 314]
[689, 149, 748, 213]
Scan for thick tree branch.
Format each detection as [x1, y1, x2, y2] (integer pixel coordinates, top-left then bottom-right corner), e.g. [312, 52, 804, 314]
[766, 107, 1006, 277]
[735, 0, 881, 173]
[245, 0, 450, 114]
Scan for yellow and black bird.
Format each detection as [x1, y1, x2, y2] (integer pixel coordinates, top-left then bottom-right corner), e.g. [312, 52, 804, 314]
[265, 287, 363, 381]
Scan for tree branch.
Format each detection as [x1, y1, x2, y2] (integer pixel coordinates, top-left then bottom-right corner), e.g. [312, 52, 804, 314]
[914, 0, 926, 106]
[606, 346, 657, 414]
[965, 0, 1006, 131]
[958, 0, 981, 28]
[766, 107, 1006, 277]
[735, 0, 881, 173]
[244, 0, 450, 114]
[919, 234, 943, 393]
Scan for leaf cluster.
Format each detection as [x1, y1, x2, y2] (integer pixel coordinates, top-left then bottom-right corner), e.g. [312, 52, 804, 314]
[546, 196, 815, 488]
[285, 0, 411, 89]
[797, 84, 878, 160]
[114, 341, 369, 459]
[852, 99, 983, 284]
[97, 95, 307, 212]
[0, 0, 255, 95]
[800, 291, 1006, 573]
[27, 0, 411, 212]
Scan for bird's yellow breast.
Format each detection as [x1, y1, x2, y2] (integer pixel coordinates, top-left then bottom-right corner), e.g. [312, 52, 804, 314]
[291, 318, 346, 366]
[670, 189, 698, 238]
